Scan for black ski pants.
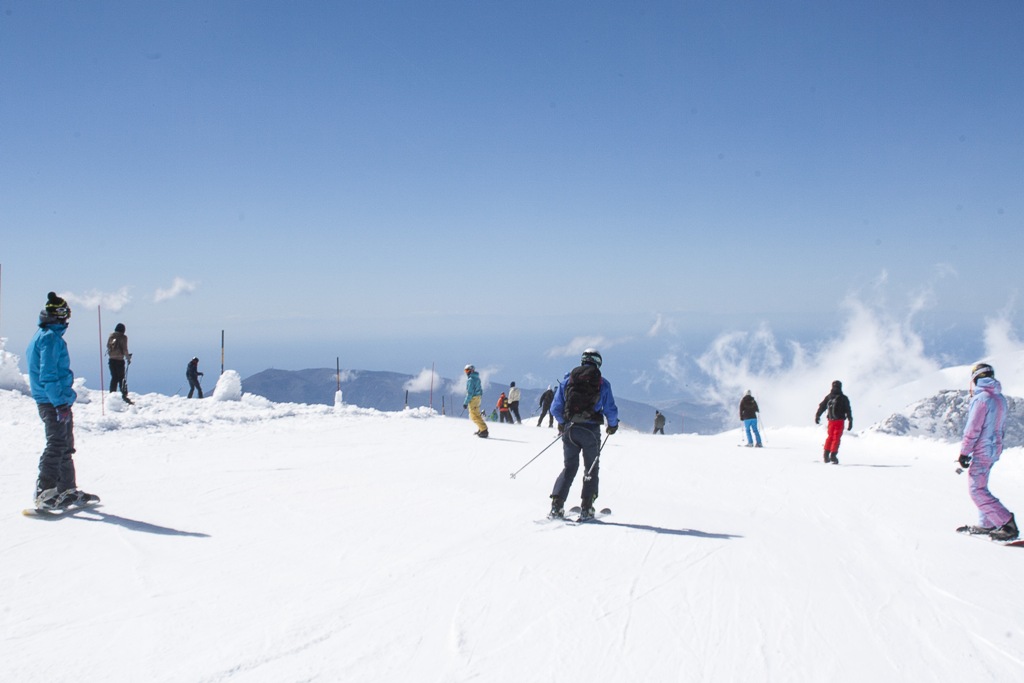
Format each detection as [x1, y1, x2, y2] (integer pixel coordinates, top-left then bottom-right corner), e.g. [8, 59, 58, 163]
[109, 359, 126, 395]
[551, 422, 601, 506]
[36, 402, 77, 493]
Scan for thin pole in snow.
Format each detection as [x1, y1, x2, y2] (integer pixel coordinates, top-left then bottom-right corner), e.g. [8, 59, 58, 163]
[220, 329, 225, 375]
[97, 305, 105, 416]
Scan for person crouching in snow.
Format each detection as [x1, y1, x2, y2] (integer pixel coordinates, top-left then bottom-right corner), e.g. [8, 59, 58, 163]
[956, 363, 1018, 541]
[815, 380, 852, 464]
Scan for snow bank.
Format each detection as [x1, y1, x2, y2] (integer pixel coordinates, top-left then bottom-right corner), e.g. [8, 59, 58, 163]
[0, 337, 29, 393]
[212, 369, 243, 401]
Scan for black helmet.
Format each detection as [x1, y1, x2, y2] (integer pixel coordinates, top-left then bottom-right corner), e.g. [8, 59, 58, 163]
[115, 323, 126, 333]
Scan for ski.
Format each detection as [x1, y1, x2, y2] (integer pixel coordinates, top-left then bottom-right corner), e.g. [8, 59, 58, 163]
[566, 507, 612, 525]
[22, 501, 102, 519]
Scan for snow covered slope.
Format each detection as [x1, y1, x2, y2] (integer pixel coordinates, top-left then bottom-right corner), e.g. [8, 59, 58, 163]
[2, 387, 1022, 682]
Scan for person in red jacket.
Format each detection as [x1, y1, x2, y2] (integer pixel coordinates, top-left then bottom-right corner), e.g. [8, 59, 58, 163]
[497, 392, 514, 423]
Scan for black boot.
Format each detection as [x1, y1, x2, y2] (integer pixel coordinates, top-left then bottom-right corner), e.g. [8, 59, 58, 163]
[829, 452, 839, 465]
[823, 449, 830, 463]
[990, 514, 1019, 541]
[549, 496, 564, 519]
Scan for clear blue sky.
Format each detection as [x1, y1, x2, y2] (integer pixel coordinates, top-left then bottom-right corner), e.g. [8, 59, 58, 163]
[2, 1, 1022, 399]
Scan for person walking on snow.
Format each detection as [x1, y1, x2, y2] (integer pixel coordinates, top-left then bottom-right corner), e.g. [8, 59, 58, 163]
[815, 380, 851, 464]
[956, 363, 1018, 541]
[106, 322, 132, 403]
[739, 390, 762, 447]
[463, 364, 488, 438]
[549, 349, 619, 521]
[507, 381, 522, 423]
[537, 385, 555, 427]
[27, 292, 99, 510]
[186, 357, 204, 398]
[653, 410, 666, 435]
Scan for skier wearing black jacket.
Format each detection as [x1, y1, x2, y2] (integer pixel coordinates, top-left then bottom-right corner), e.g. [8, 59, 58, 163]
[815, 380, 852, 464]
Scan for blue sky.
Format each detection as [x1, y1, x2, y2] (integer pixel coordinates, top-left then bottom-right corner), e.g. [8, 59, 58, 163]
[1, 1, 1022, 399]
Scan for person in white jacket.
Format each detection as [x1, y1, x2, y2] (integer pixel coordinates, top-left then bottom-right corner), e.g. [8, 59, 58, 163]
[508, 381, 522, 424]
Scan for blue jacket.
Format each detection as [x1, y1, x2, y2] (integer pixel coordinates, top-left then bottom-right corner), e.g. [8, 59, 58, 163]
[28, 322, 77, 407]
[465, 371, 483, 402]
[551, 368, 619, 427]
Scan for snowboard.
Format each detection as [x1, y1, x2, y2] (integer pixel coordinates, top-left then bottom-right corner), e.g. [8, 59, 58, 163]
[956, 530, 1024, 547]
[22, 500, 102, 518]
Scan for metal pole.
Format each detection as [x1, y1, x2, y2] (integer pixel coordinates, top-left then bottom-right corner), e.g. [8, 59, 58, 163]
[510, 432, 564, 480]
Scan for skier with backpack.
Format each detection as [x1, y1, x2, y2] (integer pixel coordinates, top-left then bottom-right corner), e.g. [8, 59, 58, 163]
[548, 348, 619, 521]
[106, 322, 133, 403]
[815, 380, 852, 464]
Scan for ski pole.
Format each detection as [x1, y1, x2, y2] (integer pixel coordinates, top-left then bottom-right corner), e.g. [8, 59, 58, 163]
[583, 433, 610, 482]
[509, 432, 564, 479]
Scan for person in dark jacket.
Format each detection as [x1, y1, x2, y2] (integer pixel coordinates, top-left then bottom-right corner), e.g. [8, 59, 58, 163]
[739, 391, 762, 447]
[186, 357, 204, 398]
[548, 349, 619, 521]
[815, 380, 852, 464]
[537, 385, 555, 427]
[106, 322, 132, 403]
[653, 410, 666, 434]
[27, 292, 99, 510]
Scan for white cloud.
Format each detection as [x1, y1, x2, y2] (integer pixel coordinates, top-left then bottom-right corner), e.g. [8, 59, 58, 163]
[403, 368, 442, 393]
[155, 277, 198, 303]
[64, 287, 131, 313]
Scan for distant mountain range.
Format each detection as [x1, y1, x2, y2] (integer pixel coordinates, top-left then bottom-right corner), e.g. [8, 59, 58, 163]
[241, 368, 730, 435]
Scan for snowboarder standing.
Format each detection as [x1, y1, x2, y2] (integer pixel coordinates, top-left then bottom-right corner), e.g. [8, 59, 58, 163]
[549, 349, 619, 520]
[739, 391, 762, 447]
[537, 385, 555, 427]
[186, 357, 204, 398]
[956, 363, 1018, 541]
[815, 380, 851, 464]
[26, 292, 99, 509]
[463, 364, 488, 438]
[106, 322, 132, 403]
[507, 381, 522, 423]
[653, 410, 666, 435]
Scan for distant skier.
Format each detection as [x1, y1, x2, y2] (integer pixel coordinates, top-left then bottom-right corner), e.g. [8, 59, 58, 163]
[548, 349, 619, 521]
[815, 380, 851, 464]
[956, 363, 1018, 541]
[26, 292, 99, 510]
[653, 410, 666, 435]
[739, 391, 762, 447]
[497, 392, 514, 423]
[106, 322, 132, 403]
[507, 381, 522, 423]
[186, 357, 204, 398]
[463, 364, 488, 438]
[537, 385, 555, 427]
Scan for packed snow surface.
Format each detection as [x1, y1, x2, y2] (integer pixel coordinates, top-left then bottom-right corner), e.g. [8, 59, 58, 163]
[2, 385, 1022, 682]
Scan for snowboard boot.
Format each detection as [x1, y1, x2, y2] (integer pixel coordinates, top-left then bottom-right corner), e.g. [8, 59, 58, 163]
[956, 523, 995, 535]
[477, 429, 489, 438]
[34, 486, 60, 510]
[549, 496, 565, 519]
[55, 488, 100, 508]
[989, 514, 1019, 542]
[823, 449, 831, 463]
[829, 452, 839, 465]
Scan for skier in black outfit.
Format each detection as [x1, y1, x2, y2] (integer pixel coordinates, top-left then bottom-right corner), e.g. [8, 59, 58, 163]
[537, 385, 555, 427]
[186, 357, 204, 398]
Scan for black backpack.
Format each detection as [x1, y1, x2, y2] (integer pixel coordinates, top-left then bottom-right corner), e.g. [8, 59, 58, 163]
[562, 364, 603, 423]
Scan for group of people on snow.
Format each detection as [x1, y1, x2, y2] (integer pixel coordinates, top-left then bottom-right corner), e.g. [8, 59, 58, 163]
[461, 344, 1017, 539]
[25, 287, 1018, 541]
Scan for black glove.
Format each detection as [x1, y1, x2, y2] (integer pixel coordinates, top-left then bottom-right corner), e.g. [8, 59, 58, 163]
[814, 417, 820, 425]
[958, 453, 972, 469]
[606, 424, 618, 435]
[847, 420, 853, 432]
[55, 405, 72, 423]
[557, 422, 565, 434]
